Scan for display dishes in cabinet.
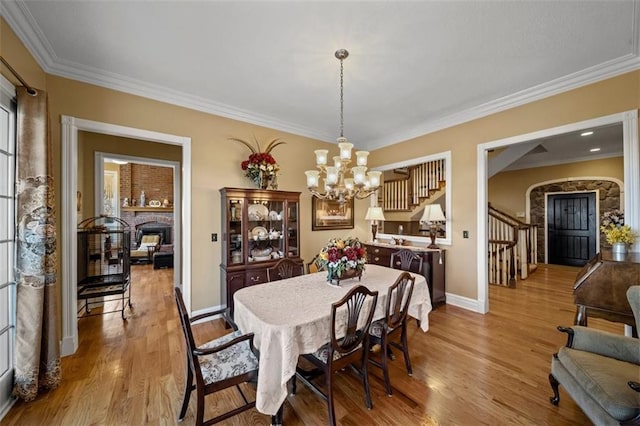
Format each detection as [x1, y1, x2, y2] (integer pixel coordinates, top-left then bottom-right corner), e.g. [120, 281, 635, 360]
[248, 204, 269, 221]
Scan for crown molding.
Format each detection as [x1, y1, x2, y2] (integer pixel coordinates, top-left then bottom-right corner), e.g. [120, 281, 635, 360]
[3, 0, 639, 150]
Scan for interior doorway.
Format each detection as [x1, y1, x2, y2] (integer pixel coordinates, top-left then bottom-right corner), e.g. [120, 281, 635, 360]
[547, 192, 597, 266]
[60, 116, 192, 356]
[477, 109, 639, 314]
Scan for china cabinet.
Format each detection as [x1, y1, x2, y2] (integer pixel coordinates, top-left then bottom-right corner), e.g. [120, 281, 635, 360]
[220, 187, 303, 318]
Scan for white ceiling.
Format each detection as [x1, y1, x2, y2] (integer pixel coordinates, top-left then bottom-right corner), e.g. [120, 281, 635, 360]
[2, 1, 639, 152]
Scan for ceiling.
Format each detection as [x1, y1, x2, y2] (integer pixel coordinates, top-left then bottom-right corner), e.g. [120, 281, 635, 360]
[2, 1, 639, 153]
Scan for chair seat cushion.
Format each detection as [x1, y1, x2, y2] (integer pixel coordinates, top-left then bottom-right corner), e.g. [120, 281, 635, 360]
[310, 341, 361, 364]
[369, 319, 396, 338]
[198, 330, 259, 385]
[558, 346, 640, 421]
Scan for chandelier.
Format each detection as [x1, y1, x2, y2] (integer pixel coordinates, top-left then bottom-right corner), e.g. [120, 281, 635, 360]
[305, 49, 381, 204]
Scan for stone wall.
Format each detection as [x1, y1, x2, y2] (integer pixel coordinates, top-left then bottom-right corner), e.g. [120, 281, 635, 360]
[529, 179, 621, 263]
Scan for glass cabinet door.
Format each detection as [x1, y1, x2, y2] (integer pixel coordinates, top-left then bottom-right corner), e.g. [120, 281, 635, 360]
[287, 201, 299, 257]
[228, 199, 243, 265]
[247, 198, 285, 263]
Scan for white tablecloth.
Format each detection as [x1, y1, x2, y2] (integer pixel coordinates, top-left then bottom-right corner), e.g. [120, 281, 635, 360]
[233, 264, 432, 415]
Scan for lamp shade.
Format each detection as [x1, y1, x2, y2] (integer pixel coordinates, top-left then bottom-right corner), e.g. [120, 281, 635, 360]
[365, 206, 386, 221]
[420, 204, 445, 223]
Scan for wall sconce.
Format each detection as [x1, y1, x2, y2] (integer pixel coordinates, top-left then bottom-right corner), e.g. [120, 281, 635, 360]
[364, 206, 386, 242]
[420, 204, 446, 248]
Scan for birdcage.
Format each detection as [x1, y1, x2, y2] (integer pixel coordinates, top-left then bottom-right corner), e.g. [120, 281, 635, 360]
[77, 215, 132, 319]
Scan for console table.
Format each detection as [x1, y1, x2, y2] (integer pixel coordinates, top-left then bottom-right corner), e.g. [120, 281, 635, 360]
[363, 242, 446, 305]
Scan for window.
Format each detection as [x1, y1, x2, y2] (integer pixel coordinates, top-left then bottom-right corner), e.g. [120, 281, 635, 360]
[0, 76, 16, 416]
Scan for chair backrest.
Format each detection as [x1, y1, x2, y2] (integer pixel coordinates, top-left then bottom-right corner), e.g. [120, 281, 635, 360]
[390, 249, 423, 274]
[306, 254, 327, 274]
[331, 285, 378, 355]
[627, 285, 640, 332]
[385, 271, 416, 329]
[174, 287, 201, 378]
[267, 258, 305, 282]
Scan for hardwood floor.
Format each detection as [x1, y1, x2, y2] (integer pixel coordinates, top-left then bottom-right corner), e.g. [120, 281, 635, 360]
[2, 263, 624, 425]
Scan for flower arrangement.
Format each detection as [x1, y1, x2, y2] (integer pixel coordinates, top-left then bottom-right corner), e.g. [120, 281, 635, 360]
[318, 237, 367, 284]
[230, 136, 285, 189]
[600, 209, 636, 245]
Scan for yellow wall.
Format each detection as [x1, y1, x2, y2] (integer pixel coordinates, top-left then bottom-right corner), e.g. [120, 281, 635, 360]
[78, 132, 182, 220]
[488, 156, 624, 215]
[3, 17, 639, 306]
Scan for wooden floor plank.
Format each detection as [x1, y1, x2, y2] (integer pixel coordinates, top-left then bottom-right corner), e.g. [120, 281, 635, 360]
[2, 263, 623, 425]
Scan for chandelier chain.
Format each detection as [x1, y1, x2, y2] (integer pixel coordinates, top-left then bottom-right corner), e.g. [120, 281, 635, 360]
[339, 58, 344, 138]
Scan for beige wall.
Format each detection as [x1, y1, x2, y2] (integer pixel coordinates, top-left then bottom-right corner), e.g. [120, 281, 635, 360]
[369, 71, 640, 299]
[488, 156, 624, 216]
[3, 18, 639, 307]
[78, 132, 182, 220]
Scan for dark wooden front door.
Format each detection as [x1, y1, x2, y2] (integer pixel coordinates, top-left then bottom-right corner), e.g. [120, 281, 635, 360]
[547, 192, 597, 266]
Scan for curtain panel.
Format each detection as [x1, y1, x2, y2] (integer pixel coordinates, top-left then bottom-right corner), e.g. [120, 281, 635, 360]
[13, 86, 61, 401]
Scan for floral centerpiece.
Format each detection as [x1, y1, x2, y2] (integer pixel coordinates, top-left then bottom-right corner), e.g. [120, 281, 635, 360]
[318, 237, 367, 285]
[230, 136, 285, 189]
[600, 209, 636, 252]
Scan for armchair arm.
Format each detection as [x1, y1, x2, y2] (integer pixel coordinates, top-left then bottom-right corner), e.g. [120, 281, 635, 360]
[558, 326, 640, 364]
[190, 307, 238, 330]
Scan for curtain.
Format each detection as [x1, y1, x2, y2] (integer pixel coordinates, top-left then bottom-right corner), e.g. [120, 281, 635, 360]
[13, 86, 61, 401]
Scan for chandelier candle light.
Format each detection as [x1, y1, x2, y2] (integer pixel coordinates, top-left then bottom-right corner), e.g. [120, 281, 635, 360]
[420, 204, 446, 249]
[305, 49, 381, 204]
[365, 206, 386, 242]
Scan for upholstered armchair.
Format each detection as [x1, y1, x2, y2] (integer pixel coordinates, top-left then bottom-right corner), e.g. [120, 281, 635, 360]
[130, 233, 162, 264]
[549, 286, 640, 425]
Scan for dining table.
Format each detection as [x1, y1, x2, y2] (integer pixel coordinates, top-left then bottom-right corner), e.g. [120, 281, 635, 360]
[233, 264, 432, 418]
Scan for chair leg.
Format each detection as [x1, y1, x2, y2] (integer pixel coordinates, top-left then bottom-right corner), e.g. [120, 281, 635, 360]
[549, 373, 560, 405]
[362, 351, 374, 409]
[326, 370, 336, 426]
[380, 337, 392, 396]
[195, 385, 205, 426]
[401, 326, 413, 376]
[178, 363, 193, 421]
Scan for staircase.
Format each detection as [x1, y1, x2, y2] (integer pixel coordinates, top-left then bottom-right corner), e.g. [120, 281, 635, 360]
[381, 159, 446, 211]
[488, 203, 538, 287]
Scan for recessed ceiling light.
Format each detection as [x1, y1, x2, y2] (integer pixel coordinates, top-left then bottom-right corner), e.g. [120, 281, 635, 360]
[581, 131, 594, 136]
[589, 148, 601, 152]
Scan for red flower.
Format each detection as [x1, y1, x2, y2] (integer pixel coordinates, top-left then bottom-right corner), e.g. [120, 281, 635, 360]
[241, 160, 249, 170]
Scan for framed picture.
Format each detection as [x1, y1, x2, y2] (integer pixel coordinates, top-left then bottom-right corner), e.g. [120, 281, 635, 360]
[312, 196, 354, 231]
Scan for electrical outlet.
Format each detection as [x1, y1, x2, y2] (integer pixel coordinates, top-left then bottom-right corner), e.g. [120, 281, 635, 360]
[463, 230, 469, 239]
[211, 233, 218, 242]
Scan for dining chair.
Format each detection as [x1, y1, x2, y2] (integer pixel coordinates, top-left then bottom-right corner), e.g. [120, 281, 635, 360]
[293, 285, 379, 426]
[368, 271, 416, 396]
[266, 258, 305, 282]
[390, 249, 423, 274]
[306, 254, 327, 274]
[174, 287, 259, 425]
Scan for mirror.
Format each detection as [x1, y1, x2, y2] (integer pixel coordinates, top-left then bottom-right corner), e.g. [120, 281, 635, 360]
[372, 151, 451, 246]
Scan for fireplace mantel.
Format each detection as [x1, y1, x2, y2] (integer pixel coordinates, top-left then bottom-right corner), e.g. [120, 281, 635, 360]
[122, 207, 173, 213]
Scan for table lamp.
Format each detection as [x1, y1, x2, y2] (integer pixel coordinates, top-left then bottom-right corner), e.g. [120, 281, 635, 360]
[364, 206, 386, 242]
[420, 204, 446, 248]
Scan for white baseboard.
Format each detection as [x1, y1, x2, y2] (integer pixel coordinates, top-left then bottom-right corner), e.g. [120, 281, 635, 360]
[191, 304, 225, 324]
[444, 292, 485, 313]
[0, 396, 17, 422]
[60, 335, 78, 357]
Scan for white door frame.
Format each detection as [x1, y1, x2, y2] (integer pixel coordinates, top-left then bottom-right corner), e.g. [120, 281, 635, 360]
[477, 110, 639, 314]
[61, 116, 192, 356]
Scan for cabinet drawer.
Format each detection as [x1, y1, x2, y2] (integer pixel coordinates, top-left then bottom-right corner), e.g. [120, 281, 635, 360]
[246, 270, 268, 286]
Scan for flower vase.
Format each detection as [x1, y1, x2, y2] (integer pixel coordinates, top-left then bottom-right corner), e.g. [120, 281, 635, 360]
[611, 242, 627, 254]
[256, 171, 270, 190]
[327, 267, 362, 286]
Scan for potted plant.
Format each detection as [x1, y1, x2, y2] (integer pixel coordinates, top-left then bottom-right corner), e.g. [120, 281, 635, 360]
[600, 209, 636, 254]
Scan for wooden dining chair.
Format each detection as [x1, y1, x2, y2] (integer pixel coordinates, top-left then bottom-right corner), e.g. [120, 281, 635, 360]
[293, 285, 379, 426]
[390, 249, 423, 274]
[174, 287, 259, 425]
[306, 254, 327, 274]
[367, 271, 415, 396]
[266, 258, 305, 282]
